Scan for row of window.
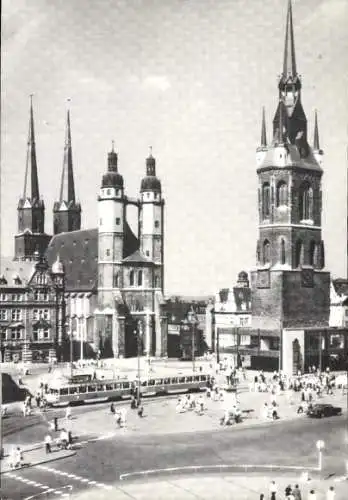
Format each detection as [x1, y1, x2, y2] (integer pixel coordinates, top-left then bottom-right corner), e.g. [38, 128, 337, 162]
[0, 292, 50, 302]
[259, 239, 324, 267]
[0, 327, 50, 341]
[104, 189, 160, 201]
[99, 218, 161, 228]
[0, 309, 51, 321]
[261, 181, 314, 220]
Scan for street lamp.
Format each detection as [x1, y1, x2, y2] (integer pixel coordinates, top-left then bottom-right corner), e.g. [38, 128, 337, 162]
[316, 439, 325, 471]
[136, 320, 143, 406]
[188, 309, 198, 372]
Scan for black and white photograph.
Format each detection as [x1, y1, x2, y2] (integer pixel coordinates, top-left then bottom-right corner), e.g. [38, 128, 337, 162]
[1, 0, 348, 498]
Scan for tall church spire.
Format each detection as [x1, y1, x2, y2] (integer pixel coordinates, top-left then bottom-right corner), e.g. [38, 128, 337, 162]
[282, 0, 297, 79]
[313, 109, 320, 150]
[23, 95, 40, 201]
[53, 102, 81, 235]
[59, 107, 76, 203]
[261, 107, 267, 147]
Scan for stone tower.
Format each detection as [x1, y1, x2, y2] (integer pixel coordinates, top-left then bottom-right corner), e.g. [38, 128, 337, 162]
[139, 149, 164, 291]
[53, 106, 81, 234]
[250, 1, 330, 341]
[15, 96, 51, 260]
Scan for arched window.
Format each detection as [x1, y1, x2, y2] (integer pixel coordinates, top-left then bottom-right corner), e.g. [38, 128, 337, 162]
[280, 239, 286, 265]
[138, 270, 143, 286]
[155, 276, 160, 288]
[262, 183, 271, 219]
[263, 239, 271, 264]
[299, 183, 313, 220]
[319, 241, 325, 268]
[295, 240, 303, 268]
[309, 241, 316, 266]
[113, 273, 119, 288]
[129, 270, 134, 286]
[276, 181, 288, 207]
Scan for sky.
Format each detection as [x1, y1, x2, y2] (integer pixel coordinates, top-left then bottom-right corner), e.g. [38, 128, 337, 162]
[1, 0, 348, 296]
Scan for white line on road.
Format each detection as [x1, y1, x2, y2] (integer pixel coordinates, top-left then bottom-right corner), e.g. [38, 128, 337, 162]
[36, 464, 113, 490]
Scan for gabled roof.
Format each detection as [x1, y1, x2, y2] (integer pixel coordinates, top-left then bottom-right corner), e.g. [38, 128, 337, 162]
[0, 257, 35, 286]
[332, 278, 348, 297]
[122, 249, 153, 264]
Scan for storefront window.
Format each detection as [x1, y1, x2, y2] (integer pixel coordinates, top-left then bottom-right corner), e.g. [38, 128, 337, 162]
[329, 334, 344, 349]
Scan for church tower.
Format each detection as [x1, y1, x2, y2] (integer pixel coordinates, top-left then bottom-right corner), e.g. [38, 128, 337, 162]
[250, 1, 330, 347]
[97, 143, 125, 308]
[15, 96, 51, 260]
[53, 106, 81, 234]
[139, 148, 164, 291]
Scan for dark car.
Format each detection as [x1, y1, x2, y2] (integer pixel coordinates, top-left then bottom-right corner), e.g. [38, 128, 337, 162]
[307, 403, 342, 418]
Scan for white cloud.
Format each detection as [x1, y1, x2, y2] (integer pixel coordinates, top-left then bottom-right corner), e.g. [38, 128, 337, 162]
[142, 75, 171, 92]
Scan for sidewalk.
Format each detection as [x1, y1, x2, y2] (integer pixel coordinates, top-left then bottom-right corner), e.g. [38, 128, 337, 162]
[63, 473, 348, 500]
[0, 446, 76, 474]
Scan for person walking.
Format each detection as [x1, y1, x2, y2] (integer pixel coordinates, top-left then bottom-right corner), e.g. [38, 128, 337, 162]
[269, 480, 277, 500]
[326, 486, 335, 500]
[308, 490, 316, 500]
[293, 484, 302, 500]
[54, 416, 58, 432]
[44, 434, 52, 454]
[65, 406, 71, 419]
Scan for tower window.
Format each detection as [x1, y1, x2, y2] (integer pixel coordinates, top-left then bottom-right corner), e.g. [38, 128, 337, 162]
[155, 276, 160, 288]
[107, 189, 111, 195]
[299, 183, 313, 220]
[145, 250, 150, 257]
[113, 273, 119, 288]
[276, 181, 288, 207]
[116, 217, 120, 225]
[154, 220, 160, 228]
[138, 270, 143, 286]
[99, 218, 103, 226]
[280, 239, 286, 265]
[147, 193, 150, 199]
[116, 189, 119, 196]
[130, 270, 134, 286]
[309, 241, 316, 266]
[262, 182, 270, 219]
[295, 240, 303, 268]
[262, 240, 271, 264]
[106, 249, 110, 257]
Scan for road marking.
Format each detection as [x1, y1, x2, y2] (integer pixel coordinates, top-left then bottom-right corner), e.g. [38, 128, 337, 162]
[36, 464, 112, 490]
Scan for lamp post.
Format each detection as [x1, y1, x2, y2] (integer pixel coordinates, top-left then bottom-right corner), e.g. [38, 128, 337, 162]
[316, 439, 325, 471]
[136, 320, 142, 406]
[216, 328, 220, 365]
[188, 309, 198, 372]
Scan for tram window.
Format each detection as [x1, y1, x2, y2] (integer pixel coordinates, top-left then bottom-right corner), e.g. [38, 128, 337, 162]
[96, 384, 104, 391]
[105, 384, 113, 391]
[122, 382, 130, 389]
[69, 386, 78, 395]
[171, 377, 178, 384]
[194, 375, 200, 382]
[87, 385, 96, 392]
[163, 378, 170, 384]
[148, 379, 155, 386]
[50, 389, 58, 395]
[178, 377, 185, 383]
[141, 381, 147, 387]
[201, 375, 207, 381]
[155, 379, 163, 385]
[186, 376, 193, 383]
[79, 385, 87, 393]
[60, 388, 68, 395]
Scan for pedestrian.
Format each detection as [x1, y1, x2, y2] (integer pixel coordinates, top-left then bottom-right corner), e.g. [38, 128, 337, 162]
[293, 484, 302, 500]
[15, 447, 23, 468]
[65, 406, 71, 419]
[285, 485, 292, 497]
[260, 494, 264, 500]
[110, 402, 115, 414]
[269, 480, 277, 500]
[68, 431, 73, 447]
[44, 434, 52, 454]
[326, 486, 335, 500]
[137, 406, 144, 417]
[308, 490, 316, 500]
[54, 416, 58, 432]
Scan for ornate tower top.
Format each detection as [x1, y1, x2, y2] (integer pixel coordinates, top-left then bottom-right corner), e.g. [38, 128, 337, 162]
[141, 147, 162, 193]
[280, 0, 299, 88]
[59, 105, 77, 204]
[23, 95, 40, 202]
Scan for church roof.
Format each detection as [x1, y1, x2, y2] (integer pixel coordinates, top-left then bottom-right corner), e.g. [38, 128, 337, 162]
[46, 222, 140, 292]
[122, 249, 153, 264]
[259, 143, 322, 172]
[0, 258, 35, 287]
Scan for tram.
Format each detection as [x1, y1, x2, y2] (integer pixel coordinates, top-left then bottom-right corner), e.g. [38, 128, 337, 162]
[45, 372, 211, 407]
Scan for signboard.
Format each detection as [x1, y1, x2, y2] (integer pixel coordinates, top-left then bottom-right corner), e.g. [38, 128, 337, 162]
[168, 324, 180, 335]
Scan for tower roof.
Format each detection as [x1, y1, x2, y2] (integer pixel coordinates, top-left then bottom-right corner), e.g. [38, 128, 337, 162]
[313, 109, 320, 150]
[282, 0, 297, 79]
[59, 106, 76, 204]
[140, 147, 162, 193]
[102, 142, 124, 189]
[23, 95, 40, 201]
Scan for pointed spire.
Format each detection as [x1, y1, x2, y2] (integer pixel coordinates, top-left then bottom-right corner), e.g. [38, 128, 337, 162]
[261, 107, 267, 147]
[313, 109, 320, 150]
[282, 0, 297, 79]
[59, 101, 76, 203]
[23, 94, 40, 200]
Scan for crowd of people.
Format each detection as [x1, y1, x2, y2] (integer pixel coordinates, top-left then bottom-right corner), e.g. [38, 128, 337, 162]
[262, 479, 337, 500]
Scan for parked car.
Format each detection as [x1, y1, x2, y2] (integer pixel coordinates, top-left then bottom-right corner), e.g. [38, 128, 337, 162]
[307, 403, 342, 418]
